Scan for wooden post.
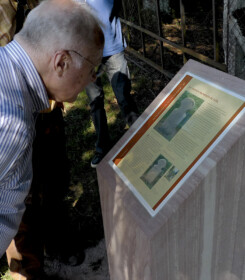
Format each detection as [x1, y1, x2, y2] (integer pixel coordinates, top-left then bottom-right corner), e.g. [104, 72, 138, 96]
[97, 60, 245, 280]
[223, 0, 245, 79]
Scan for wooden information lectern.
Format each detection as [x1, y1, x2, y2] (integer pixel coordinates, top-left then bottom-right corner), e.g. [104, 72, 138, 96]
[97, 60, 245, 280]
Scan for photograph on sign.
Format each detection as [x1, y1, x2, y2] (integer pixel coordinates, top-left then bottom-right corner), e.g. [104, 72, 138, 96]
[110, 73, 245, 216]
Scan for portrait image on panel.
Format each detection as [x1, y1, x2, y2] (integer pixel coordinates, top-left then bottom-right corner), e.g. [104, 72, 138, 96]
[140, 155, 172, 189]
[154, 91, 204, 141]
[165, 166, 179, 182]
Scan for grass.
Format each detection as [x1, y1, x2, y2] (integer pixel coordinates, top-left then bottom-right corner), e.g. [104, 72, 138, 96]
[0, 257, 9, 279]
[0, 56, 169, 279]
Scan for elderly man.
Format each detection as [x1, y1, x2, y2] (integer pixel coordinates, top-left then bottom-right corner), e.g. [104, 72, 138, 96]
[0, 0, 104, 278]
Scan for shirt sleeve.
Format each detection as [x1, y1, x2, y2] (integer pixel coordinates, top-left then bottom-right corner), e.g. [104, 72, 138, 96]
[0, 106, 32, 257]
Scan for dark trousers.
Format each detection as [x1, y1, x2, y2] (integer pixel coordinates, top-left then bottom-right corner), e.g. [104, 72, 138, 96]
[85, 51, 138, 154]
[6, 107, 69, 280]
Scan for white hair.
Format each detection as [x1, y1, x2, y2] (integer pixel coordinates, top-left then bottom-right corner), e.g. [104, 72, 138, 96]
[16, 0, 104, 59]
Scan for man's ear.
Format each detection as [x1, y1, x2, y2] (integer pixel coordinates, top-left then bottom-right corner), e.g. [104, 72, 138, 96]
[54, 51, 70, 77]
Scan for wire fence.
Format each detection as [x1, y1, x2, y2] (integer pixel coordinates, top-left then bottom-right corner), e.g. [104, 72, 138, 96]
[121, 0, 228, 78]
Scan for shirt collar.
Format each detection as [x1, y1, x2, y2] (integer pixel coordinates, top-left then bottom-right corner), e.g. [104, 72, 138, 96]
[4, 40, 50, 112]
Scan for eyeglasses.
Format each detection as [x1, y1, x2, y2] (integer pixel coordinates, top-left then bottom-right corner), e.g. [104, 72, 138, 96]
[68, 50, 97, 68]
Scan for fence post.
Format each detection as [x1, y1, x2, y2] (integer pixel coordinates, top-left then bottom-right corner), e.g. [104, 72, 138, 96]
[155, 0, 164, 70]
[180, 0, 187, 64]
[136, 0, 146, 57]
[223, 0, 245, 79]
[212, 0, 219, 62]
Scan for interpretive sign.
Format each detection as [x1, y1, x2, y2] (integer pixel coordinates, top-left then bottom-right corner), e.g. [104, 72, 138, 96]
[109, 73, 245, 216]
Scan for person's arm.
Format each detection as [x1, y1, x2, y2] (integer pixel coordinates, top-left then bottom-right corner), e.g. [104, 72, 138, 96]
[0, 0, 18, 46]
[0, 0, 40, 46]
[0, 107, 31, 257]
[109, 0, 122, 22]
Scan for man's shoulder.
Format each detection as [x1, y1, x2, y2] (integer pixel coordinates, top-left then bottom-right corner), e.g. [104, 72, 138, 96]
[0, 52, 24, 106]
[0, 93, 28, 128]
[0, 46, 14, 70]
[0, 59, 29, 132]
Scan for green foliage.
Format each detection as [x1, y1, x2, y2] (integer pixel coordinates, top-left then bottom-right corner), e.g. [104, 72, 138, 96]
[62, 72, 128, 251]
[0, 272, 12, 280]
[0, 256, 9, 280]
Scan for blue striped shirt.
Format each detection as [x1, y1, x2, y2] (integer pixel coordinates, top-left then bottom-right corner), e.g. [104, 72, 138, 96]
[0, 40, 50, 256]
